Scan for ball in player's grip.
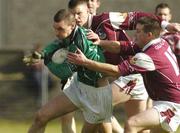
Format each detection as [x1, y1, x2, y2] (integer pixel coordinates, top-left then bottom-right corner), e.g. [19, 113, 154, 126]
[52, 48, 68, 64]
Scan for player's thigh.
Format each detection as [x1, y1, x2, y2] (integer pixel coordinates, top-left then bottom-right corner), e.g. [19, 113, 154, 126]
[60, 112, 75, 123]
[39, 92, 78, 120]
[127, 108, 160, 128]
[111, 83, 131, 106]
[146, 97, 153, 109]
[124, 100, 147, 117]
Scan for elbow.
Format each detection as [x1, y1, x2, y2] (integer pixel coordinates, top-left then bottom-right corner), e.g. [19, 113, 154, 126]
[112, 41, 121, 53]
[111, 71, 121, 78]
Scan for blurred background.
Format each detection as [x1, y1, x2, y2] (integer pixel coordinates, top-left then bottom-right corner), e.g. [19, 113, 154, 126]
[0, 0, 179, 133]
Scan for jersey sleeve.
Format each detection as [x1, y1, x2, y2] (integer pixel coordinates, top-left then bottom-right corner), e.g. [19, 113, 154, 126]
[46, 60, 77, 80]
[42, 40, 65, 65]
[119, 41, 141, 55]
[109, 11, 162, 30]
[118, 52, 156, 76]
[42, 40, 77, 80]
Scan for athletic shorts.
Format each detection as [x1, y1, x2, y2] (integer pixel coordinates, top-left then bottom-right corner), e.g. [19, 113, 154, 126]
[153, 101, 180, 132]
[63, 74, 113, 124]
[113, 74, 148, 100]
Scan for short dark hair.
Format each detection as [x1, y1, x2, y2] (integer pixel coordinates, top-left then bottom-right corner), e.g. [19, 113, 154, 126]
[155, 3, 171, 14]
[137, 17, 161, 37]
[68, 0, 87, 9]
[53, 9, 75, 24]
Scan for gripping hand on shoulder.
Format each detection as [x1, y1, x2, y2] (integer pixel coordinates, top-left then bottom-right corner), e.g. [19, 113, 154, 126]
[23, 51, 43, 66]
[166, 23, 180, 33]
[67, 48, 88, 66]
[86, 30, 100, 45]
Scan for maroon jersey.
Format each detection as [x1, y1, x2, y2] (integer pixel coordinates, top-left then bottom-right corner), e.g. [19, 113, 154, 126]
[91, 11, 161, 64]
[162, 32, 180, 67]
[118, 38, 180, 103]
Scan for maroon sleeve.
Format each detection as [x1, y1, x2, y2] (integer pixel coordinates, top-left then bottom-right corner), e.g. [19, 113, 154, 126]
[119, 41, 141, 55]
[120, 11, 162, 30]
[117, 59, 137, 76]
[91, 13, 109, 32]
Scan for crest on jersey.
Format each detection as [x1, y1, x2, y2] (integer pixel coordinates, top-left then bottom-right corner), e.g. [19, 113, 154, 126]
[130, 57, 137, 65]
[97, 28, 107, 40]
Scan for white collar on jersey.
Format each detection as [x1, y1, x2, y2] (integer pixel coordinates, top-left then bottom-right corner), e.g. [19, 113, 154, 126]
[87, 14, 93, 29]
[142, 38, 161, 51]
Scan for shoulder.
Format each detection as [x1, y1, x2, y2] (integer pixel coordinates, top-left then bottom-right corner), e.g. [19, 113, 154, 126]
[93, 12, 109, 21]
[43, 39, 61, 52]
[130, 53, 155, 71]
[91, 13, 109, 29]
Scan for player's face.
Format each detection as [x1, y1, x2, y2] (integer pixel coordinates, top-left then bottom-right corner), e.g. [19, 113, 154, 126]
[134, 24, 149, 48]
[53, 20, 74, 39]
[155, 7, 172, 22]
[70, 3, 89, 27]
[87, 0, 100, 15]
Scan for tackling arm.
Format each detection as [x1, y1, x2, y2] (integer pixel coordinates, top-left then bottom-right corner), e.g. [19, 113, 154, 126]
[68, 48, 120, 77]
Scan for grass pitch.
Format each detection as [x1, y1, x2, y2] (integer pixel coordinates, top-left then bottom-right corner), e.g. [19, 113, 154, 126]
[0, 119, 179, 133]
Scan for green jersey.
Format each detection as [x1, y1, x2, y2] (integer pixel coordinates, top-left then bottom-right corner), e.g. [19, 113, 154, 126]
[42, 26, 105, 87]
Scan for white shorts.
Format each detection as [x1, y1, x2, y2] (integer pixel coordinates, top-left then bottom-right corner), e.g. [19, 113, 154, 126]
[153, 101, 180, 132]
[63, 74, 112, 124]
[113, 74, 148, 100]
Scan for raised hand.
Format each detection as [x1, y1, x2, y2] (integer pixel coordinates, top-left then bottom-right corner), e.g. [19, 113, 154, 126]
[86, 29, 100, 45]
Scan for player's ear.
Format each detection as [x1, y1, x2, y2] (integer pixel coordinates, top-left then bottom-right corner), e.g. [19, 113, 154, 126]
[168, 13, 172, 21]
[71, 22, 76, 30]
[146, 32, 154, 39]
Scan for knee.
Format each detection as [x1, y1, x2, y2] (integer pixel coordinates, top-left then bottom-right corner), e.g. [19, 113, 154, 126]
[124, 117, 138, 132]
[33, 110, 49, 127]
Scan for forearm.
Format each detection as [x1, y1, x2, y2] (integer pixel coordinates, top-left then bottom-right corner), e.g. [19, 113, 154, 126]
[99, 40, 121, 53]
[84, 58, 120, 77]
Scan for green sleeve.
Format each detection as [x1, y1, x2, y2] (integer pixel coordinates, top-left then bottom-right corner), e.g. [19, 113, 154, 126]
[42, 40, 77, 80]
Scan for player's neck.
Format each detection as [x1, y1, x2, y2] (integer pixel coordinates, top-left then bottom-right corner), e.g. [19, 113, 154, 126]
[84, 14, 93, 29]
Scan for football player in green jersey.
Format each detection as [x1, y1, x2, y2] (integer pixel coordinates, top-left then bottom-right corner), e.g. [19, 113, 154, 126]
[25, 9, 113, 133]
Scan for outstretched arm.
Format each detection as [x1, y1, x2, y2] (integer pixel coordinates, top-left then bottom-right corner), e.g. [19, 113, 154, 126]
[86, 30, 124, 53]
[67, 48, 120, 77]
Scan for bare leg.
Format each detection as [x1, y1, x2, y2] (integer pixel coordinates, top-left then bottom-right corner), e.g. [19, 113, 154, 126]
[111, 83, 131, 105]
[59, 78, 77, 133]
[111, 116, 124, 133]
[100, 122, 112, 133]
[125, 99, 149, 133]
[124, 108, 162, 133]
[28, 92, 78, 133]
[146, 98, 153, 109]
[124, 100, 149, 133]
[111, 83, 131, 133]
[60, 112, 76, 133]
